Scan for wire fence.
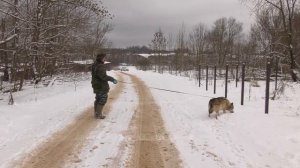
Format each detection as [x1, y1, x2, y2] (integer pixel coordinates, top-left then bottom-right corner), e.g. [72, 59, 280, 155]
[146, 57, 289, 114]
[194, 58, 286, 114]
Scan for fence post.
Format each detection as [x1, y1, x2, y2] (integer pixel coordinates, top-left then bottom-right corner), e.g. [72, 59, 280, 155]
[206, 65, 208, 91]
[214, 65, 216, 94]
[265, 62, 271, 114]
[225, 64, 228, 98]
[241, 63, 245, 105]
[236, 64, 239, 88]
[0, 76, 2, 89]
[198, 65, 201, 87]
[275, 57, 278, 90]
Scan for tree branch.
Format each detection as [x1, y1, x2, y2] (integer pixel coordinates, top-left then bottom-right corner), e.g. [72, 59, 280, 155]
[264, 0, 282, 9]
[0, 8, 29, 23]
[0, 34, 17, 45]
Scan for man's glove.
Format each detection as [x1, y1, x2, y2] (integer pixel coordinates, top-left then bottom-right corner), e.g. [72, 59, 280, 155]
[112, 79, 118, 84]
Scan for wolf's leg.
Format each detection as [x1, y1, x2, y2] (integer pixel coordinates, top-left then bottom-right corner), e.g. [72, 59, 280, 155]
[216, 111, 219, 119]
[209, 108, 213, 117]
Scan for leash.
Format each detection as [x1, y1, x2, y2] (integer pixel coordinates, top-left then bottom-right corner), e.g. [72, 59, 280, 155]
[118, 81, 214, 98]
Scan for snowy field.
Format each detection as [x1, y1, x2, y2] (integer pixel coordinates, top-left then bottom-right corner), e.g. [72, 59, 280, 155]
[128, 67, 300, 168]
[0, 68, 300, 168]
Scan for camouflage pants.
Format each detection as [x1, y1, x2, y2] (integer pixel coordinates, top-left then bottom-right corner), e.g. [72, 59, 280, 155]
[95, 92, 108, 105]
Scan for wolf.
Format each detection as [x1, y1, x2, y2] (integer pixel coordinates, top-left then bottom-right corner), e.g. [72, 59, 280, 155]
[208, 97, 234, 119]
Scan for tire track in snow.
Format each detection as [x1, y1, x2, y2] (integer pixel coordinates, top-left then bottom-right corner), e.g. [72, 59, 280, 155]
[121, 73, 182, 168]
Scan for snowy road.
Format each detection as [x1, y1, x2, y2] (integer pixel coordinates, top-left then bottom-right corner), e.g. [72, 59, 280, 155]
[1, 69, 300, 168]
[17, 73, 126, 167]
[121, 73, 182, 168]
[9, 72, 182, 168]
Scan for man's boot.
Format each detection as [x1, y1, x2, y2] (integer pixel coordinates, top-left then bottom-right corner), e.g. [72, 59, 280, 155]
[94, 101, 98, 118]
[95, 104, 105, 119]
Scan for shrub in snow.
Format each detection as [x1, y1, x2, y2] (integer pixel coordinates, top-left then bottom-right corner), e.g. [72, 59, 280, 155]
[250, 80, 260, 87]
[271, 81, 286, 100]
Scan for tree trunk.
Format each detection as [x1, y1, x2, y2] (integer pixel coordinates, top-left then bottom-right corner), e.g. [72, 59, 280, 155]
[1, 18, 9, 81]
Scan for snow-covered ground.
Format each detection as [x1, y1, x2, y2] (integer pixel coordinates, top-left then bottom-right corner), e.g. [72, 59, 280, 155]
[128, 67, 300, 168]
[1, 68, 300, 168]
[0, 73, 116, 167]
[65, 73, 138, 168]
[0, 77, 86, 167]
[0, 71, 140, 168]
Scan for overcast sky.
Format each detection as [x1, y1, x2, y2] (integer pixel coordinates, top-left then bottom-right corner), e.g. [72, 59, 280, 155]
[101, 0, 255, 48]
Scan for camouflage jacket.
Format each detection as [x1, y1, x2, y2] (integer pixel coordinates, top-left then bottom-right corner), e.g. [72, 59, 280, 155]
[91, 61, 114, 93]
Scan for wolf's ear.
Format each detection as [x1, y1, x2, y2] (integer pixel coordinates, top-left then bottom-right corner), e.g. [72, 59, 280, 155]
[231, 103, 234, 106]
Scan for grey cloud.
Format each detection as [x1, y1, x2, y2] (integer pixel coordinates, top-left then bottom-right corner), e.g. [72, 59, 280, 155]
[101, 0, 254, 48]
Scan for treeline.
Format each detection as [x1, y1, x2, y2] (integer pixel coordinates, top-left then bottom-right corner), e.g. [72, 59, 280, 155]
[0, 0, 111, 91]
[147, 0, 300, 81]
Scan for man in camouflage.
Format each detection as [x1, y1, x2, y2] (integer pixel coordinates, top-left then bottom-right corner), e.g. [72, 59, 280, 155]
[91, 53, 117, 119]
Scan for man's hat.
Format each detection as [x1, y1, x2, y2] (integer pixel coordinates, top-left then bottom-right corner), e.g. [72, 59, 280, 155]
[96, 53, 106, 60]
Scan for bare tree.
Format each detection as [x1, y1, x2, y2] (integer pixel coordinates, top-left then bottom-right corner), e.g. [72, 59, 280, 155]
[209, 17, 243, 66]
[0, 0, 112, 104]
[244, 0, 299, 81]
[151, 28, 167, 73]
[175, 23, 188, 73]
[188, 23, 208, 66]
[167, 33, 175, 51]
